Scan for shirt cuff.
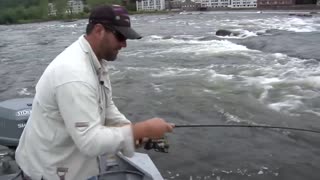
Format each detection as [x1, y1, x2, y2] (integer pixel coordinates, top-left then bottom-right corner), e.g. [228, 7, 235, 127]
[120, 125, 135, 157]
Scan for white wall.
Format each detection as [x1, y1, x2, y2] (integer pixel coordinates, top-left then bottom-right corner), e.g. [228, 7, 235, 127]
[136, 0, 166, 11]
[199, 0, 229, 8]
[228, 0, 257, 8]
[66, 0, 84, 14]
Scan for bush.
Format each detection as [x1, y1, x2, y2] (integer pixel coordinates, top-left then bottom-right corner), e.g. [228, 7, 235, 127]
[0, 9, 18, 24]
[0, 5, 46, 24]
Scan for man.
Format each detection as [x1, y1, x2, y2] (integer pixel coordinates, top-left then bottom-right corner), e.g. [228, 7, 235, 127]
[15, 5, 174, 180]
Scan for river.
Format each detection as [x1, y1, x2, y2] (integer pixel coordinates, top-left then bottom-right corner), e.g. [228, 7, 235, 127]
[1, 10, 320, 180]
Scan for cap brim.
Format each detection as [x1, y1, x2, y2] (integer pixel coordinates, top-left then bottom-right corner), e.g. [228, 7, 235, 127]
[113, 26, 142, 40]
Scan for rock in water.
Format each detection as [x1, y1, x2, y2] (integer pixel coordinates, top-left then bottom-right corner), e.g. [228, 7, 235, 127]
[216, 29, 240, 36]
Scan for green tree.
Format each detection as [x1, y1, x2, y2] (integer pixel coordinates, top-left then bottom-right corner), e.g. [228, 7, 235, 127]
[53, 0, 68, 17]
[39, 0, 49, 18]
[25, 6, 43, 19]
[0, 0, 48, 24]
[0, 0, 41, 9]
[86, 0, 122, 8]
[15, 6, 28, 20]
[0, 8, 18, 24]
[83, 6, 90, 13]
[125, 2, 136, 11]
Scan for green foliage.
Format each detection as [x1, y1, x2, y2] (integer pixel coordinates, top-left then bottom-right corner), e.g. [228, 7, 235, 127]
[0, 5, 46, 24]
[0, 9, 18, 24]
[125, 2, 137, 11]
[0, 0, 41, 9]
[86, 0, 122, 8]
[0, 0, 49, 24]
[39, 0, 49, 18]
[27, 6, 43, 19]
[0, 0, 137, 25]
[53, 0, 68, 16]
[83, 6, 90, 13]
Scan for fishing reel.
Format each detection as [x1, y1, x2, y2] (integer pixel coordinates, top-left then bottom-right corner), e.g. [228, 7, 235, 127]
[143, 137, 169, 153]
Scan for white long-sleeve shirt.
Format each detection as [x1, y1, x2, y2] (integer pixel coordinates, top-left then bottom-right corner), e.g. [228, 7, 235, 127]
[15, 35, 135, 180]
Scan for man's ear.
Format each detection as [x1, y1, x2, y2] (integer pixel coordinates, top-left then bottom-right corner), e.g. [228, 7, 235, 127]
[93, 24, 105, 38]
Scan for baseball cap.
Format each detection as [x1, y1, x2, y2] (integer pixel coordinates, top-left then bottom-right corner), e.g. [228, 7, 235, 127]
[89, 5, 142, 39]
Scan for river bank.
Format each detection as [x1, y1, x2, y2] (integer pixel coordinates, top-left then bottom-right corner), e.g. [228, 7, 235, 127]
[1, 8, 319, 25]
[0, 10, 174, 25]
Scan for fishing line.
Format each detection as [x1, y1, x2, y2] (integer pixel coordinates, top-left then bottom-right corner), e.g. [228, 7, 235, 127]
[174, 124, 320, 134]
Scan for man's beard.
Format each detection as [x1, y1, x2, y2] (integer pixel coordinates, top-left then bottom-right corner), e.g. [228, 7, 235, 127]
[104, 52, 117, 61]
[105, 56, 117, 61]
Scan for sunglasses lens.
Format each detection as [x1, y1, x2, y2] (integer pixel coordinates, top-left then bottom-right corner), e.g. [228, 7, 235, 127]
[103, 25, 126, 42]
[115, 32, 126, 42]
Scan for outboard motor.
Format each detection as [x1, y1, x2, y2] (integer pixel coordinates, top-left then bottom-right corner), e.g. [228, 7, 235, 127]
[0, 98, 33, 149]
[0, 98, 32, 173]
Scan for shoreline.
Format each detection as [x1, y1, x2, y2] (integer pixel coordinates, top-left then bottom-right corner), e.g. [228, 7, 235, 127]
[1, 8, 319, 25]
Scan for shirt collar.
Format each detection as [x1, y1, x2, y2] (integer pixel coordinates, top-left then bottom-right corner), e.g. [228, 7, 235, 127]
[78, 35, 109, 74]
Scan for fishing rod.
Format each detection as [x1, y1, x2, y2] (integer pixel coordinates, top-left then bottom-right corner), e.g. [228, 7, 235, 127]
[144, 124, 320, 153]
[173, 124, 320, 134]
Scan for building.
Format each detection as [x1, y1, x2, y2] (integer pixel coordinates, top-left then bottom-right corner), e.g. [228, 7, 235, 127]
[198, 0, 229, 9]
[318, 0, 320, 5]
[136, 0, 166, 11]
[66, 0, 84, 14]
[181, 0, 201, 10]
[229, 0, 257, 8]
[48, 3, 57, 16]
[48, 0, 84, 16]
[168, 0, 183, 9]
[257, 0, 295, 8]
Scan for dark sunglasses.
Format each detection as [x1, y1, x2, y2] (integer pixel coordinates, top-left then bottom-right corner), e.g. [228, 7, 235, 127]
[102, 25, 127, 42]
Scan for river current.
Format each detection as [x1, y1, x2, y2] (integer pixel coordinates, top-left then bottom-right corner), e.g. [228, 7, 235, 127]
[1, 11, 320, 180]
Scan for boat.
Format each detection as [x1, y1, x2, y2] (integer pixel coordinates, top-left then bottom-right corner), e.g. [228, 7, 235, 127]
[0, 151, 163, 180]
[0, 98, 164, 180]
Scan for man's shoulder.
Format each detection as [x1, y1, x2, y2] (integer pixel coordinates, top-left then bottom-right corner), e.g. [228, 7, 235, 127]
[46, 40, 96, 87]
[58, 38, 87, 62]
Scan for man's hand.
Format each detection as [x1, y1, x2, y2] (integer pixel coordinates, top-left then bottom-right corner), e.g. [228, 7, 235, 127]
[132, 118, 174, 140]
